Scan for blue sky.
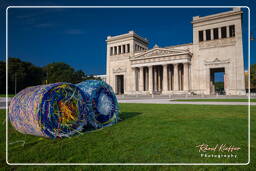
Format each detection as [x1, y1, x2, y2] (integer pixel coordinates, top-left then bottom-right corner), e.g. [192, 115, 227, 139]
[0, 0, 255, 76]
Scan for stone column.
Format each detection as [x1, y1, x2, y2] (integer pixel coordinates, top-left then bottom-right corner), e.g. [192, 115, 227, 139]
[139, 67, 144, 92]
[218, 28, 221, 39]
[183, 63, 189, 91]
[211, 29, 214, 40]
[178, 66, 181, 90]
[144, 69, 147, 91]
[148, 66, 153, 93]
[132, 68, 136, 92]
[168, 66, 171, 90]
[146, 68, 149, 91]
[170, 67, 173, 90]
[203, 30, 206, 41]
[162, 64, 168, 92]
[227, 26, 230, 38]
[154, 66, 157, 91]
[174, 64, 179, 91]
[157, 67, 161, 91]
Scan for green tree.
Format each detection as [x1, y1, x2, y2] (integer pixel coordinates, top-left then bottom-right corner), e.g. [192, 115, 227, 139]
[72, 70, 86, 83]
[0, 58, 99, 94]
[0, 61, 5, 94]
[7, 58, 44, 94]
[43, 63, 87, 84]
[251, 64, 256, 87]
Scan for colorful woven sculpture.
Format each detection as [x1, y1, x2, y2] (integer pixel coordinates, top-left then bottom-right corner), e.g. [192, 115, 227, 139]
[76, 80, 119, 129]
[9, 83, 93, 138]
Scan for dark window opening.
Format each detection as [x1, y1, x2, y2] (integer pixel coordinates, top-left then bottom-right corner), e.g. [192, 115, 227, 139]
[110, 47, 113, 56]
[229, 25, 235, 37]
[118, 46, 121, 54]
[221, 27, 227, 38]
[206, 29, 211, 40]
[122, 45, 126, 53]
[127, 44, 130, 53]
[114, 46, 117, 55]
[213, 28, 219, 39]
[199, 30, 204, 42]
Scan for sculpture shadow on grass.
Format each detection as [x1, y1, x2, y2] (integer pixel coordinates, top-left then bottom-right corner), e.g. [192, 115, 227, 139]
[119, 112, 142, 121]
[82, 112, 142, 132]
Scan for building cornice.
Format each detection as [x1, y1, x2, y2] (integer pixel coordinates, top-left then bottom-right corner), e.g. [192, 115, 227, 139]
[164, 43, 193, 49]
[191, 9, 242, 24]
[106, 31, 149, 44]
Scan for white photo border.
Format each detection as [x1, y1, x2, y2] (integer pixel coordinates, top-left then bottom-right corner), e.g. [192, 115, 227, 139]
[5, 5, 251, 166]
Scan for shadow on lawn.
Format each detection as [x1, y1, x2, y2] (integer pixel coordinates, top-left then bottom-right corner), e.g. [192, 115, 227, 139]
[119, 112, 142, 121]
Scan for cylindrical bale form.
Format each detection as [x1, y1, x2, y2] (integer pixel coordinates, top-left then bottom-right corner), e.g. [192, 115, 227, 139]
[9, 82, 93, 138]
[76, 80, 119, 129]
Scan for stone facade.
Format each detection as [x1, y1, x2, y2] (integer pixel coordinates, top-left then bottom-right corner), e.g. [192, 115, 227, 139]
[105, 8, 246, 95]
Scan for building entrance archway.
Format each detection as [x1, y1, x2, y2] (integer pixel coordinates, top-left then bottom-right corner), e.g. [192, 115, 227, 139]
[116, 75, 124, 94]
[210, 68, 225, 95]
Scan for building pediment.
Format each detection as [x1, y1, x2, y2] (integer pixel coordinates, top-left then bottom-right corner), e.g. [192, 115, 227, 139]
[133, 47, 191, 59]
[204, 58, 230, 65]
[113, 67, 126, 73]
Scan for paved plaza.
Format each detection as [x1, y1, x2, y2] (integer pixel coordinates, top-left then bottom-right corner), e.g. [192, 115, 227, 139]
[117, 95, 256, 106]
[1, 94, 255, 109]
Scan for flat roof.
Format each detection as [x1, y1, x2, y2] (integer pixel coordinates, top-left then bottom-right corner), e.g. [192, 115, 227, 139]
[192, 8, 242, 24]
[106, 30, 149, 44]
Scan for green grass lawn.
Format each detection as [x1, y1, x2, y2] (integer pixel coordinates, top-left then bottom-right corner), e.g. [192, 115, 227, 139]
[0, 94, 15, 98]
[175, 99, 256, 102]
[1, 104, 255, 170]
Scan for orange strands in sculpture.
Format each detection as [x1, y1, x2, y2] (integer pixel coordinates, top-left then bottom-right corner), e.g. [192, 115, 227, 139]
[58, 101, 78, 124]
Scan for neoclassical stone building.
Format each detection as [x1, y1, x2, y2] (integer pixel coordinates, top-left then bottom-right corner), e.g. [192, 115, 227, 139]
[105, 8, 246, 95]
